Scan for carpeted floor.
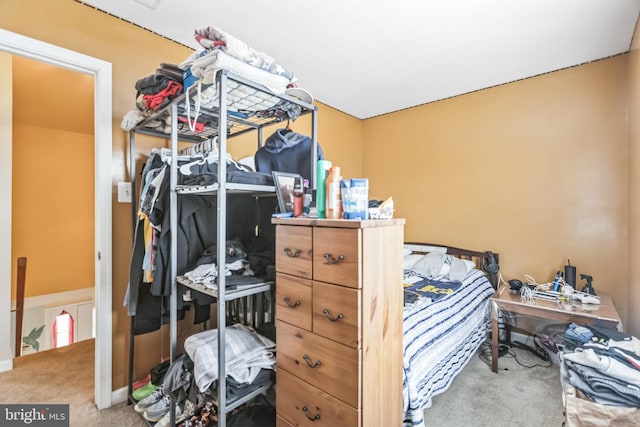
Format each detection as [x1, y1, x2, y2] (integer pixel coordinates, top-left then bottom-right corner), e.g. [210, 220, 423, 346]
[0, 339, 146, 427]
[0, 338, 565, 426]
[425, 341, 566, 426]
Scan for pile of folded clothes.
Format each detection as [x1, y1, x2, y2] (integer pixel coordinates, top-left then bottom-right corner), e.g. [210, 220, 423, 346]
[559, 323, 640, 409]
[121, 63, 185, 131]
[121, 26, 313, 134]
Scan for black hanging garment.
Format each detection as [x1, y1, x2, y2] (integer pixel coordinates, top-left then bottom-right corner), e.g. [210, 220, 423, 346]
[254, 128, 324, 184]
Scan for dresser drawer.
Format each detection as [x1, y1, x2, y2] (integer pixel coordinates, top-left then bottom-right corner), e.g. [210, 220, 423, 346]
[275, 273, 312, 331]
[276, 225, 312, 278]
[313, 281, 360, 348]
[276, 415, 295, 427]
[277, 369, 360, 427]
[313, 228, 360, 288]
[276, 320, 360, 407]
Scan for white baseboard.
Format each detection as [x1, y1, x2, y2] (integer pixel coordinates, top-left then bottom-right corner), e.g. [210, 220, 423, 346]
[11, 287, 94, 310]
[111, 386, 129, 406]
[0, 358, 13, 373]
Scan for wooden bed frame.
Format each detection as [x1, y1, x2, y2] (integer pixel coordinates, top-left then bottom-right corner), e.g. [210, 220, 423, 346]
[404, 242, 500, 288]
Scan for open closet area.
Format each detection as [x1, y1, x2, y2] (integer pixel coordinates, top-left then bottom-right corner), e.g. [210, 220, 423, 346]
[124, 26, 318, 427]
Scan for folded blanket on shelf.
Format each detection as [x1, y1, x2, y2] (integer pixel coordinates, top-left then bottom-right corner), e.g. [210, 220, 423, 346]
[184, 323, 276, 393]
[193, 26, 296, 82]
[190, 48, 290, 94]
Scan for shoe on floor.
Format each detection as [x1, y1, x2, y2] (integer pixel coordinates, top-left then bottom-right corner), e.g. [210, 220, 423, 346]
[134, 387, 164, 414]
[155, 399, 196, 427]
[143, 393, 172, 422]
[132, 381, 158, 401]
[132, 374, 151, 391]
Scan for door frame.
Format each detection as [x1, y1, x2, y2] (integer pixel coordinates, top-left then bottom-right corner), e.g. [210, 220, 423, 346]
[0, 29, 113, 410]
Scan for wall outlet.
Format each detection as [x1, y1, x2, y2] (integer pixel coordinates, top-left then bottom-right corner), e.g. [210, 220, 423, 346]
[117, 182, 132, 203]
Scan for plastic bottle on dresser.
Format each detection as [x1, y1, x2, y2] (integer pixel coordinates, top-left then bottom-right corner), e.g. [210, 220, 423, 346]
[325, 166, 343, 219]
[316, 160, 332, 218]
[293, 176, 304, 217]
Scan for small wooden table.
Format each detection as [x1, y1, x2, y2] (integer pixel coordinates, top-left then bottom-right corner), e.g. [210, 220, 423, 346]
[490, 286, 622, 373]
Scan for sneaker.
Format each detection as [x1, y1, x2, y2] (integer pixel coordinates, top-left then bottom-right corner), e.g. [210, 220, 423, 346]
[131, 381, 157, 401]
[143, 393, 171, 422]
[154, 399, 195, 427]
[134, 387, 165, 414]
[132, 374, 151, 391]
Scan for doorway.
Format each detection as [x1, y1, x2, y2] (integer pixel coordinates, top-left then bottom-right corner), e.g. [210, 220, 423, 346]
[0, 29, 113, 410]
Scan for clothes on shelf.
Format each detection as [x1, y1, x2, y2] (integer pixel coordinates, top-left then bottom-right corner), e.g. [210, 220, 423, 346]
[192, 26, 296, 82]
[157, 325, 276, 425]
[125, 24, 317, 427]
[124, 149, 277, 335]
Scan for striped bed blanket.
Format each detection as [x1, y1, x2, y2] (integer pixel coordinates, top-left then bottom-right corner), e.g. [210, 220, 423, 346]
[402, 268, 495, 427]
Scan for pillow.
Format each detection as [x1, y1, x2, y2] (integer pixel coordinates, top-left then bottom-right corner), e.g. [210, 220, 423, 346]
[462, 259, 476, 272]
[403, 254, 424, 270]
[410, 252, 469, 281]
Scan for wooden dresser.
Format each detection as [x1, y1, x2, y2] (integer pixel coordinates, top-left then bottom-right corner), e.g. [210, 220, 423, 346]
[272, 218, 405, 427]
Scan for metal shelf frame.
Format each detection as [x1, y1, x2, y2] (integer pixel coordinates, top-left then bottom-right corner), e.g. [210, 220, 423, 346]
[127, 69, 318, 427]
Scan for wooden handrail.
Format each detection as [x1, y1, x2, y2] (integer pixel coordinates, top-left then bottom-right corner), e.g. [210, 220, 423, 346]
[15, 257, 27, 358]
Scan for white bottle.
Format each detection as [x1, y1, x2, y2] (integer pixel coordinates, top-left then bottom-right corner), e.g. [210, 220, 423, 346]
[325, 166, 342, 219]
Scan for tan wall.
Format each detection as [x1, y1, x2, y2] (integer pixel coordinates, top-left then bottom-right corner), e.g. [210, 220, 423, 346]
[628, 21, 640, 337]
[2, 0, 636, 393]
[11, 56, 95, 299]
[0, 0, 362, 390]
[12, 124, 94, 297]
[363, 56, 630, 326]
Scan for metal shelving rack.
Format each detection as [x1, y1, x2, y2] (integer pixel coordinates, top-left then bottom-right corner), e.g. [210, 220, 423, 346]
[127, 69, 318, 426]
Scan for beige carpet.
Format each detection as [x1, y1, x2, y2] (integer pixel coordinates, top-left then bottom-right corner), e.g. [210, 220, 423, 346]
[425, 342, 566, 426]
[0, 339, 146, 427]
[0, 339, 565, 426]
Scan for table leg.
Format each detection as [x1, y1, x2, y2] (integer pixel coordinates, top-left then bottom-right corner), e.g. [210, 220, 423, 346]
[491, 303, 499, 373]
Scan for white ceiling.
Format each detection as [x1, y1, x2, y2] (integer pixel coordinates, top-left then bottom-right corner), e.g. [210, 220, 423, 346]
[82, 0, 640, 119]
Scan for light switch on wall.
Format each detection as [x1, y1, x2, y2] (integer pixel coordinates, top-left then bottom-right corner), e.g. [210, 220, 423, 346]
[117, 182, 132, 203]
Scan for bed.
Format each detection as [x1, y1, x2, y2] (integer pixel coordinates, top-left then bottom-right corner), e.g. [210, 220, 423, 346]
[401, 243, 499, 427]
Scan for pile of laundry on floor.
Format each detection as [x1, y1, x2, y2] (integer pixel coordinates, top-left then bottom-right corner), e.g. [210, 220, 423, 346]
[559, 323, 640, 425]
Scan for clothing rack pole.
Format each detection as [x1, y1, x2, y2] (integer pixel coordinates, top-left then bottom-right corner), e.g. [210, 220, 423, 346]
[127, 131, 137, 403]
[169, 101, 180, 427]
[129, 132, 137, 232]
[216, 69, 229, 427]
[311, 107, 318, 190]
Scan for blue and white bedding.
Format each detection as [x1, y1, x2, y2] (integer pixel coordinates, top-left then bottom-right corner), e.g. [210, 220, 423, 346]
[402, 268, 495, 427]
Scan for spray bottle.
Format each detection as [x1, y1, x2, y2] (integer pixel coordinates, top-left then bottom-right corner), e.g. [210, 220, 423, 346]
[552, 271, 563, 292]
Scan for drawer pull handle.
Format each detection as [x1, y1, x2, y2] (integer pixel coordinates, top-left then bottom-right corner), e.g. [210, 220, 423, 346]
[284, 248, 301, 258]
[302, 406, 321, 421]
[323, 253, 344, 264]
[283, 297, 301, 308]
[323, 308, 344, 322]
[302, 354, 321, 368]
